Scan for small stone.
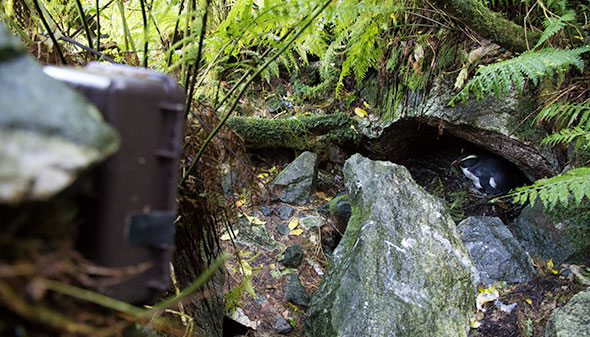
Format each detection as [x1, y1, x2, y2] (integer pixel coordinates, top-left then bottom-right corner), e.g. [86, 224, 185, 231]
[275, 223, 290, 236]
[300, 215, 324, 229]
[278, 205, 294, 220]
[283, 245, 304, 267]
[285, 273, 309, 307]
[259, 205, 273, 216]
[273, 316, 292, 334]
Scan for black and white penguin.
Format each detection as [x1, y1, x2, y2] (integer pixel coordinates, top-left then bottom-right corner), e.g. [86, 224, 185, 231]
[452, 153, 525, 195]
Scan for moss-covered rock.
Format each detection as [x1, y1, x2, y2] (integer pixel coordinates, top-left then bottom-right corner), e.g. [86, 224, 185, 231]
[306, 154, 477, 337]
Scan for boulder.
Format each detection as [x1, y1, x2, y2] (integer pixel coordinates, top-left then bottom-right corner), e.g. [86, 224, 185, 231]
[306, 154, 477, 337]
[512, 203, 590, 265]
[271, 151, 319, 204]
[457, 216, 535, 285]
[545, 287, 590, 337]
[0, 23, 120, 203]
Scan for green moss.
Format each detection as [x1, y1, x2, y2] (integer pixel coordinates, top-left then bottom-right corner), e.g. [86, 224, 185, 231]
[225, 113, 360, 151]
[546, 200, 590, 262]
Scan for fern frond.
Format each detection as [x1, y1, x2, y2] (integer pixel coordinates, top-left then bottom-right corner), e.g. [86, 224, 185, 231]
[450, 47, 590, 106]
[509, 167, 590, 210]
[534, 12, 576, 49]
[534, 100, 590, 129]
[541, 126, 590, 148]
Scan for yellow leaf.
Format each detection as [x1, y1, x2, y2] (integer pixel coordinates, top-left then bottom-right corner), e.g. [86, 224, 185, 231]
[257, 172, 269, 179]
[220, 232, 232, 241]
[524, 298, 533, 306]
[288, 218, 299, 230]
[574, 35, 584, 40]
[354, 107, 368, 118]
[290, 229, 304, 236]
[363, 101, 370, 108]
[316, 192, 332, 201]
[470, 317, 481, 329]
[476, 288, 499, 311]
[235, 200, 244, 207]
[245, 214, 266, 226]
[547, 259, 559, 274]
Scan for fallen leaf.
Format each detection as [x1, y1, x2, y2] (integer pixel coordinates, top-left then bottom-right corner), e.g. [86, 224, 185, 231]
[288, 218, 299, 230]
[363, 101, 370, 108]
[290, 229, 304, 236]
[315, 192, 332, 201]
[547, 259, 559, 274]
[524, 298, 533, 306]
[220, 230, 238, 241]
[245, 214, 266, 226]
[354, 107, 368, 118]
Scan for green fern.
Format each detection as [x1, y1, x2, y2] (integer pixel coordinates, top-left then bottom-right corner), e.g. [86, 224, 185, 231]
[542, 126, 590, 149]
[508, 167, 590, 210]
[534, 11, 575, 49]
[450, 47, 590, 106]
[535, 100, 590, 129]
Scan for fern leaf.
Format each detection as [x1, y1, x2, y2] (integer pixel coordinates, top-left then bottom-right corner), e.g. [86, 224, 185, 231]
[541, 126, 590, 149]
[449, 47, 590, 106]
[508, 167, 590, 210]
[534, 12, 576, 49]
[535, 101, 590, 129]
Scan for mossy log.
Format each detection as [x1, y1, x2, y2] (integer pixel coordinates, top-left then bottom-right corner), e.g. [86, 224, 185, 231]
[225, 113, 360, 151]
[433, 0, 540, 52]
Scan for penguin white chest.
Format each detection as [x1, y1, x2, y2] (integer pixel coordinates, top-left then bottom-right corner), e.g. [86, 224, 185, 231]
[461, 167, 482, 189]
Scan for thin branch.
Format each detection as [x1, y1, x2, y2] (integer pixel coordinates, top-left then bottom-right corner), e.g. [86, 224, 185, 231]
[31, 0, 67, 64]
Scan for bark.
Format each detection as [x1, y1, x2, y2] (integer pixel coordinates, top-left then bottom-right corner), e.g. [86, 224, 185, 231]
[433, 0, 540, 52]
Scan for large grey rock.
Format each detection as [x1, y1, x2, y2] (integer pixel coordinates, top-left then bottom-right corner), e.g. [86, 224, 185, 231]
[512, 203, 590, 265]
[306, 154, 477, 337]
[0, 23, 26, 60]
[0, 23, 120, 203]
[545, 287, 590, 337]
[272, 151, 319, 204]
[458, 216, 535, 285]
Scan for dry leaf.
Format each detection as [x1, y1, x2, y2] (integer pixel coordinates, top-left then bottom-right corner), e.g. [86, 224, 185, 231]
[290, 229, 304, 236]
[288, 218, 299, 230]
[354, 107, 368, 118]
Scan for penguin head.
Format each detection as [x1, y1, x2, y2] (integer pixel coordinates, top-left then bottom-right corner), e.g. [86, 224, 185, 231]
[451, 154, 479, 169]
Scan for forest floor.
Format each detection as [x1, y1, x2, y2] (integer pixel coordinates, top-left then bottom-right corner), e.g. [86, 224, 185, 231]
[220, 150, 589, 337]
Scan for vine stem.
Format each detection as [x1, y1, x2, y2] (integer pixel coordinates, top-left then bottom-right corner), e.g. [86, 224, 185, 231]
[179, 0, 333, 185]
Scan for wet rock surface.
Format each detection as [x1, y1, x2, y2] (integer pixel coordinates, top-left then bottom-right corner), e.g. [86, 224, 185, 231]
[306, 154, 477, 337]
[458, 216, 535, 285]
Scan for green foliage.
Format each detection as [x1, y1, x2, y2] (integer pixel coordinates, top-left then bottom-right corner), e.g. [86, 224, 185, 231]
[535, 100, 590, 129]
[508, 167, 590, 210]
[450, 47, 590, 106]
[534, 11, 575, 49]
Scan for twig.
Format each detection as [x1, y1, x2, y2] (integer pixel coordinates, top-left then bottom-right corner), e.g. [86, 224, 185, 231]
[59, 36, 118, 63]
[31, 0, 66, 64]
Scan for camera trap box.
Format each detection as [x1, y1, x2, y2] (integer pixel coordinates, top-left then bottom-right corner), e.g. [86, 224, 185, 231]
[44, 62, 185, 303]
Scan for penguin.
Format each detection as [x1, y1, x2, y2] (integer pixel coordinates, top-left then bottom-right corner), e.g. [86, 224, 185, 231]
[451, 153, 525, 195]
